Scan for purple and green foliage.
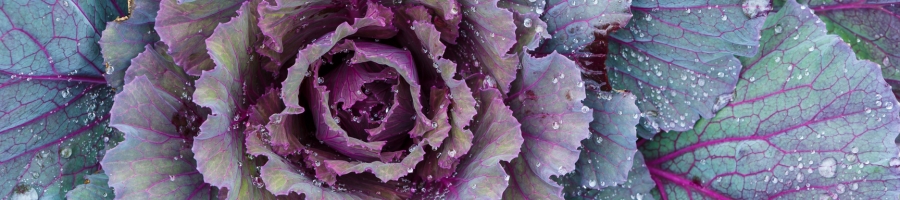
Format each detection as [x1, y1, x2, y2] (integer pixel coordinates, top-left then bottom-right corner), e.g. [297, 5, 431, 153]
[0, 0, 125, 198]
[1, 0, 899, 199]
[638, 0, 900, 198]
[797, 0, 900, 99]
[605, 0, 769, 136]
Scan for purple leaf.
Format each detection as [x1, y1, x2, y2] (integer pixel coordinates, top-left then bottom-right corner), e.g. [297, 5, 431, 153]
[244, 130, 370, 199]
[447, 0, 519, 94]
[155, 0, 242, 75]
[102, 44, 215, 199]
[256, 0, 349, 67]
[606, 0, 768, 134]
[190, 2, 274, 198]
[441, 87, 523, 199]
[504, 52, 593, 199]
[641, 1, 900, 198]
[99, 0, 161, 90]
[279, 2, 393, 115]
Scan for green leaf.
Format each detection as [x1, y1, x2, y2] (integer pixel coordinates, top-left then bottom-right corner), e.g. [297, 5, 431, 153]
[641, 1, 900, 198]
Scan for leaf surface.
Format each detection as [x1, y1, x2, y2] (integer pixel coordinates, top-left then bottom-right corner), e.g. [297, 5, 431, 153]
[641, 1, 900, 198]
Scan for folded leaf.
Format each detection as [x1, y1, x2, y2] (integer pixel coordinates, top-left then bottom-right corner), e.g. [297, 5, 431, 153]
[100, 0, 162, 90]
[102, 44, 215, 199]
[191, 2, 274, 199]
[443, 87, 523, 199]
[448, 0, 519, 94]
[562, 85, 642, 190]
[504, 52, 592, 199]
[155, 0, 242, 75]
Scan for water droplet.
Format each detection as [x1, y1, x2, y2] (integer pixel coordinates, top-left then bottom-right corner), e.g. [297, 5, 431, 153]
[836, 184, 846, 194]
[884, 57, 891, 66]
[712, 93, 734, 111]
[504, 175, 510, 181]
[448, 149, 457, 157]
[774, 25, 783, 34]
[431, 121, 438, 128]
[552, 121, 560, 130]
[721, 15, 728, 21]
[742, 0, 770, 18]
[60, 147, 72, 159]
[818, 157, 837, 178]
[523, 18, 532, 28]
[407, 168, 414, 173]
[851, 147, 859, 154]
[450, 6, 459, 14]
[170, 175, 176, 181]
[581, 106, 590, 113]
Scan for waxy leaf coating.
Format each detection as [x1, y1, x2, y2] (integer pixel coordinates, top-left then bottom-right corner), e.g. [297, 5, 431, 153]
[102, 44, 215, 199]
[65, 172, 114, 200]
[641, 1, 900, 198]
[800, 0, 900, 99]
[562, 86, 642, 190]
[191, 2, 274, 199]
[606, 0, 768, 134]
[537, 0, 632, 54]
[99, 0, 162, 90]
[155, 0, 242, 76]
[504, 52, 592, 199]
[0, 0, 123, 198]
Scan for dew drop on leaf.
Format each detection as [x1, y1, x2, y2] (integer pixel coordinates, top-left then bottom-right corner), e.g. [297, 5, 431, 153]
[818, 157, 837, 178]
[60, 147, 72, 159]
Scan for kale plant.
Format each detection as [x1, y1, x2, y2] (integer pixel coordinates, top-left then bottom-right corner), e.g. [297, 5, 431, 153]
[1, 0, 899, 199]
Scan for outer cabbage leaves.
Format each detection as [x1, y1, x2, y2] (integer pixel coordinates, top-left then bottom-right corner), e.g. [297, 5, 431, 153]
[65, 172, 114, 200]
[564, 153, 655, 200]
[101, 43, 216, 199]
[640, 1, 900, 198]
[536, 0, 632, 54]
[606, 0, 768, 135]
[504, 52, 592, 199]
[800, 0, 900, 98]
[155, 0, 242, 76]
[100, 0, 162, 90]
[191, 2, 275, 199]
[558, 85, 642, 191]
[0, 0, 123, 198]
